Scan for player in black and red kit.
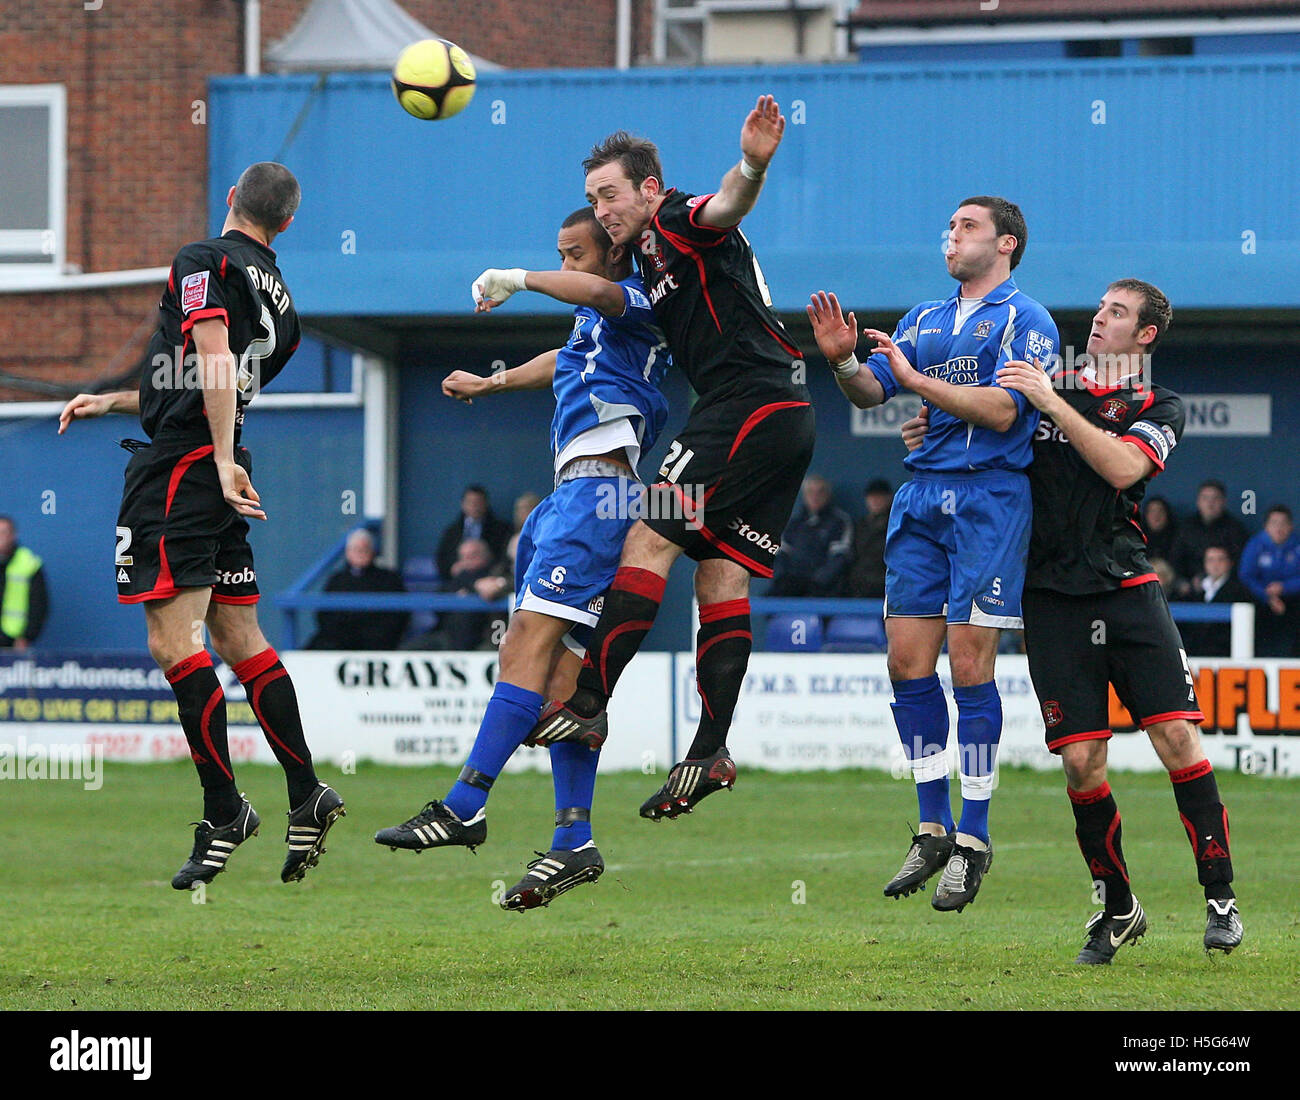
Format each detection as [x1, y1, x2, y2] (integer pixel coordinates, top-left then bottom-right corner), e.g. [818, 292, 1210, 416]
[906, 279, 1242, 961]
[58, 163, 344, 890]
[527, 96, 816, 819]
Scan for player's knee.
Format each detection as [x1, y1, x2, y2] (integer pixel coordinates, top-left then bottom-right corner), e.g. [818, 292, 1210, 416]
[209, 621, 266, 666]
[1060, 742, 1107, 790]
[623, 521, 678, 569]
[497, 614, 560, 677]
[887, 651, 931, 682]
[695, 560, 749, 604]
[1149, 720, 1202, 766]
[949, 654, 995, 687]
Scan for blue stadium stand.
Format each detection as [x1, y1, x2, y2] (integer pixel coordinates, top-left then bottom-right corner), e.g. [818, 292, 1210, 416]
[764, 612, 824, 652]
[400, 555, 440, 638]
[823, 614, 888, 653]
[748, 597, 1248, 656]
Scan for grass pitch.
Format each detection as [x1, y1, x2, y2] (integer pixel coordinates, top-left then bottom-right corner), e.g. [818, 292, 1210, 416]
[1, 763, 1295, 1011]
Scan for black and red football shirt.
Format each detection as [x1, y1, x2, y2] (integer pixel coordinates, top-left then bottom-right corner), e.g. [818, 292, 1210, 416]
[137, 229, 301, 443]
[635, 189, 807, 406]
[1026, 368, 1186, 595]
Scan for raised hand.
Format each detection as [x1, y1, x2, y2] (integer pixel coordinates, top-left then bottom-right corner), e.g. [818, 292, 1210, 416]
[806, 291, 858, 366]
[740, 94, 785, 170]
[862, 329, 919, 390]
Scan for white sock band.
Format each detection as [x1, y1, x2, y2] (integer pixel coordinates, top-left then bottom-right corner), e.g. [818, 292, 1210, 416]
[912, 752, 950, 784]
[959, 772, 994, 802]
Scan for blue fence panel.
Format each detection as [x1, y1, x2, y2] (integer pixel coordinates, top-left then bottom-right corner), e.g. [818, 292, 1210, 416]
[209, 57, 1300, 316]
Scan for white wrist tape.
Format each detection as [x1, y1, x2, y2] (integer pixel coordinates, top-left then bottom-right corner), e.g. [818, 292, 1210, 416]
[832, 353, 860, 380]
[740, 158, 766, 182]
[471, 267, 528, 307]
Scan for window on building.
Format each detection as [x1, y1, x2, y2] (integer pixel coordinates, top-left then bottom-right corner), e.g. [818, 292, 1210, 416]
[1139, 37, 1193, 57]
[1066, 39, 1122, 58]
[0, 85, 66, 278]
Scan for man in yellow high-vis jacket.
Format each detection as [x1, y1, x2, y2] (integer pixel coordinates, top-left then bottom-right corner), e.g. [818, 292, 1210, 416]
[0, 515, 48, 651]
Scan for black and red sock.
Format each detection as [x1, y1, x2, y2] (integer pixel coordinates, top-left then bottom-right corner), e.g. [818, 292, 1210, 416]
[166, 651, 240, 824]
[1067, 782, 1133, 915]
[1171, 759, 1235, 901]
[686, 598, 751, 760]
[234, 647, 318, 807]
[569, 567, 666, 718]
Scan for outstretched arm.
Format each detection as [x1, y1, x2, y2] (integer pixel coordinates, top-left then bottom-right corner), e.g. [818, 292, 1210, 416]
[57, 389, 139, 433]
[442, 349, 559, 404]
[472, 268, 626, 317]
[693, 95, 786, 230]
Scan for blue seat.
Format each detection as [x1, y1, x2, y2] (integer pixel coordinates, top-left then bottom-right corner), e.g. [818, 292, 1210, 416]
[763, 613, 823, 652]
[822, 614, 887, 653]
[402, 556, 441, 636]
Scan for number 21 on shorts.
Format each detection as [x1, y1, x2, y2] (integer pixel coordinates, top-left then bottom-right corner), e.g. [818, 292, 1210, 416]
[658, 441, 694, 483]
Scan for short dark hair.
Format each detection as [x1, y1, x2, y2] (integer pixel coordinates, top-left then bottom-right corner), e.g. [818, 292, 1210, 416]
[583, 130, 664, 191]
[865, 479, 892, 496]
[1107, 278, 1173, 349]
[1198, 479, 1227, 496]
[1204, 543, 1235, 562]
[463, 485, 488, 499]
[1267, 505, 1293, 522]
[959, 195, 1027, 269]
[232, 162, 301, 234]
[561, 206, 612, 251]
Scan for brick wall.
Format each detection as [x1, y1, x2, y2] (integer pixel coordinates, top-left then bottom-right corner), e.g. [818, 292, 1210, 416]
[0, 0, 652, 402]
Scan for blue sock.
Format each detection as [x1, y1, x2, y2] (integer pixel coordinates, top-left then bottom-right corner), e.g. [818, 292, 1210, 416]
[443, 681, 543, 821]
[954, 680, 1002, 844]
[549, 741, 600, 849]
[891, 674, 953, 832]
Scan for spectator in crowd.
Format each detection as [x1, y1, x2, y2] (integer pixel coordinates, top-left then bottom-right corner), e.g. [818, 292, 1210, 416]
[1239, 505, 1300, 657]
[1180, 545, 1252, 657]
[435, 485, 512, 578]
[512, 491, 542, 536]
[846, 478, 893, 598]
[1170, 480, 1247, 596]
[770, 474, 853, 597]
[438, 538, 501, 650]
[306, 528, 409, 650]
[1142, 496, 1178, 565]
[1151, 556, 1177, 598]
[0, 515, 48, 651]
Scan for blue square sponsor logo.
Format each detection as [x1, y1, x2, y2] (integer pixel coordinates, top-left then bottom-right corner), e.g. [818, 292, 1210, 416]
[1026, 330, 1054, 360]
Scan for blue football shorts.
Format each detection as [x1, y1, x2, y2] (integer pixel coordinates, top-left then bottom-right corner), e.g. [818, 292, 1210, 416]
[883, 469, 1031, 628]
[514, 475, 638, 656]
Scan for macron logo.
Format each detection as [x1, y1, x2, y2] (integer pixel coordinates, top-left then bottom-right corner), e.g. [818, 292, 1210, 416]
[50, 1031, 151, 1081]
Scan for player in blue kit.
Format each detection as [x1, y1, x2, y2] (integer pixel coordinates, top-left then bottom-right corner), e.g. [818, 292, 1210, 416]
[809, 196, 1059, 911]
[374, 207, 668, 910]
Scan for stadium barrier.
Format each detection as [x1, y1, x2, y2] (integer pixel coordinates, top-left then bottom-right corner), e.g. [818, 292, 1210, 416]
[3, 637, 1295, 778]
[745, 597, 1255, 659]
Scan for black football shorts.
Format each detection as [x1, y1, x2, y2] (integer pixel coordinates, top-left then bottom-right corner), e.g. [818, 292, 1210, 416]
[642, 395, 815, 578]
[115, 440, 260, 605]
[1022, 580, 1204, 752]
